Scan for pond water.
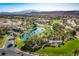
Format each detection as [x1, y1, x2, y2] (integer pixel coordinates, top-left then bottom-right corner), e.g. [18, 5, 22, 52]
[21, 27, 45, 41]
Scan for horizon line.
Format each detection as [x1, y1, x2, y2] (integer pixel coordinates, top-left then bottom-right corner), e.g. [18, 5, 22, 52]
[1, 9, 79, 12]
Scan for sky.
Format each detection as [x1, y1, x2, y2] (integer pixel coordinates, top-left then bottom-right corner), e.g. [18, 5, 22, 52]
[0, 3, 79, 12]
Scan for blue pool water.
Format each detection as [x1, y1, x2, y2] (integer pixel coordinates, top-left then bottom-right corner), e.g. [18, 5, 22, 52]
[21, 27, 45, 41]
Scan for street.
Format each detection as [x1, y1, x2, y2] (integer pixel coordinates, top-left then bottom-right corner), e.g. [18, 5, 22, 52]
[0, 35, 33, 56]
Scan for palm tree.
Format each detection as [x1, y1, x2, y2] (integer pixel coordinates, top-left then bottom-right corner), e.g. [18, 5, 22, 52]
[73, 48, 79, 56]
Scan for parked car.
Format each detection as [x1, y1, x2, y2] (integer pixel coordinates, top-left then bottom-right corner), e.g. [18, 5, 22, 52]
[7, 44, 13, 48]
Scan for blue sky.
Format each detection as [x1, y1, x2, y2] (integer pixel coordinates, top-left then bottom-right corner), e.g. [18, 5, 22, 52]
[0, 3, 79, 12]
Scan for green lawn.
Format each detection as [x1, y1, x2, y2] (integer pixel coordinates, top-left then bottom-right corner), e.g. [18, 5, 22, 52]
[0, 35, 7, 48]
[53, 20, 62, 24]
[15, 36, 24, 49]
[36, 38, 79, 56]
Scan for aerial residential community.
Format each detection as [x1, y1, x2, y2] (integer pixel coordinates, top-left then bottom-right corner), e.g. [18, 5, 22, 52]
[0, 3, 79, 56]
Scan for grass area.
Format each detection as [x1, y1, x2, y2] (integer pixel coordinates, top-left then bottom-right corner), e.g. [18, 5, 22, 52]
[15, 36, 24, 49]
[36, 23, 50, 28]
[0, 35, 7, 48]
[36, 38, 79, 56]
[53, 20, 62, 24]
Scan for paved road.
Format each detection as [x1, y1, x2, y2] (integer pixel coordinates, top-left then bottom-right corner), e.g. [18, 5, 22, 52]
[0, 35, 33, 56]
[0, 48, 33, 56]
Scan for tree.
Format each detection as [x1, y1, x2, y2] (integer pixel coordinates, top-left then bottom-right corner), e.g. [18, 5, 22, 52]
[32, 23, 37, 28]
[73, 48, 79, 56]
[52, 23, 65, 40]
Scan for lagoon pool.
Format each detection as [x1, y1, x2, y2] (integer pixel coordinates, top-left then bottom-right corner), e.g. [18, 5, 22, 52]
[21, 27, 45, 41]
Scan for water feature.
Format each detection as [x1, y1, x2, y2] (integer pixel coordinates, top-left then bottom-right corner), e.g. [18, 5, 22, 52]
[21, 27, 45, 41]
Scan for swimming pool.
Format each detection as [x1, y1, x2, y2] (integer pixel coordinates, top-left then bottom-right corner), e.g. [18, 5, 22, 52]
[21, 27, 45, 41]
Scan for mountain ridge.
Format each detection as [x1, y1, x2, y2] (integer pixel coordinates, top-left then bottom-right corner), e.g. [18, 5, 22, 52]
[0, 10, 79, 15]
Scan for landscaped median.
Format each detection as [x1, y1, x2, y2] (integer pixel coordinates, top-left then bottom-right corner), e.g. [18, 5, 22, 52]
[35, 38, 79, 56]
[0, 35, 7, 48]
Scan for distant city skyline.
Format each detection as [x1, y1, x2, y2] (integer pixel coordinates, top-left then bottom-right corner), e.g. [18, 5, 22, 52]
[0, 3, 79, 12]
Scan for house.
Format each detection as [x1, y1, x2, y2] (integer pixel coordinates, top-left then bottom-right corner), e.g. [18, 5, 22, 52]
[35, 20, 50, 24]
[75, 28, 79, 38]
[67, 19, 76, 27]
[48, 40, 63, 44]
